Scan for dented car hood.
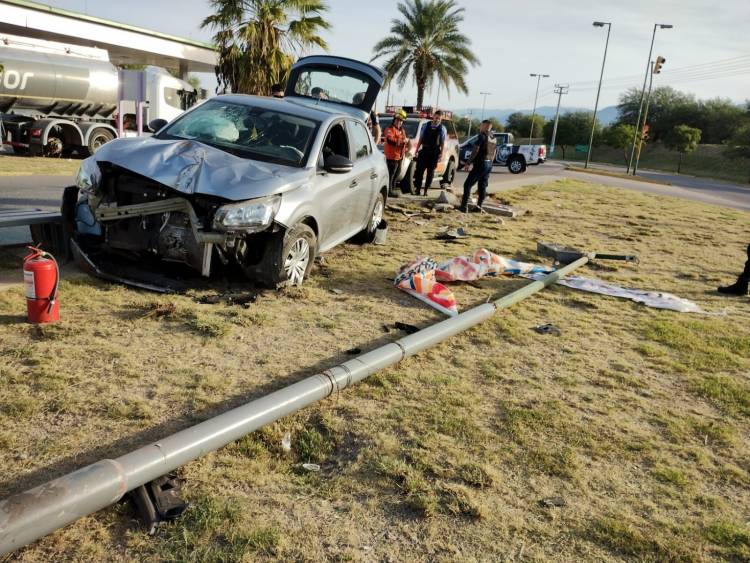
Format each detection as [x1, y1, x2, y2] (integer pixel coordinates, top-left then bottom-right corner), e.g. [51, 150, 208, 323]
[91, 137, 310, 202]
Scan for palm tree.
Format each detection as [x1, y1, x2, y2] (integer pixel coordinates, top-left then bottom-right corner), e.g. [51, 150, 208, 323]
[371, 0, 478, 109]
[202, 0, 330, 96]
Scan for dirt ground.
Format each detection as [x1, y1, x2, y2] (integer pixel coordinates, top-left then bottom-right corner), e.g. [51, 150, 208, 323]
[0, 155, 80, 176]
[1, 179, 749, 562]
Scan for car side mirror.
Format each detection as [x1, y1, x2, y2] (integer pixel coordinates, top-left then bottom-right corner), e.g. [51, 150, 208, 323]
[324, 154, 354, 174]
[149, 118, 168, 132]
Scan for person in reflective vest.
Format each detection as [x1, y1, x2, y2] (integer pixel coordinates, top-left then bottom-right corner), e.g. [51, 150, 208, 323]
[383, 110, 409, 198]
[459, 120, 497, 212]
[718, 243, 750, 296]
[413, 110, 447, 196]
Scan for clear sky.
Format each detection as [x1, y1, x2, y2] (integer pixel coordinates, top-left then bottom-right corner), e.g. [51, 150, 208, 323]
[34, 0, 750, 111]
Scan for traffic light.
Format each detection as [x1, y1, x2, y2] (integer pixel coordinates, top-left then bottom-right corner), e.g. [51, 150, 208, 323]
[653, 56, 666, 74]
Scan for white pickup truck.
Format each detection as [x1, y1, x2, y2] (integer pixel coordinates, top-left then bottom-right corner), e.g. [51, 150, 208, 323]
[459, 132, 546, 174]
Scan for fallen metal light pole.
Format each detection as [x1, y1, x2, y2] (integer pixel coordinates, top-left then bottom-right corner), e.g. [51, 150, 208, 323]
[0, 254, 592, 555]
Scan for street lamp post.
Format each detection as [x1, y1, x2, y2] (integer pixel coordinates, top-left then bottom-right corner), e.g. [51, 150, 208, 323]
[528, 73, 549, 146]
[627, 23, 673, 174]
[585, 21, 611, 169]
[480, 92, 491, 121]
[466, 110, 474, 139]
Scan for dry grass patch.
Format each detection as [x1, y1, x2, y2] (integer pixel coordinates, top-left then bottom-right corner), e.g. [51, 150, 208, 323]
[1, 179, 749, 561]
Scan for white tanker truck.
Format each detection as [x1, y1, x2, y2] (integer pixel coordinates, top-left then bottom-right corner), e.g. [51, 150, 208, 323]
[0, 33, 198, 156]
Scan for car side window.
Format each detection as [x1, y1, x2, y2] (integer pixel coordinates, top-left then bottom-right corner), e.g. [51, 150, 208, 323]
[348, 120, 371, 160]
[320, 122, 350, 165]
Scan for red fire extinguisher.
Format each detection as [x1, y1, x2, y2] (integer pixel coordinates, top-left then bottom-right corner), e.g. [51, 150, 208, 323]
[23, 246, 60, 324]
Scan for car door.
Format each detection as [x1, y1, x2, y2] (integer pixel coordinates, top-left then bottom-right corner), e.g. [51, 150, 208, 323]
[345, 119, 377, 233]
[314, 120, 360, 249]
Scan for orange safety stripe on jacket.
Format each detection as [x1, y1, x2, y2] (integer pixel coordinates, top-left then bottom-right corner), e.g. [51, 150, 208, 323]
[383, 125, 408, 160]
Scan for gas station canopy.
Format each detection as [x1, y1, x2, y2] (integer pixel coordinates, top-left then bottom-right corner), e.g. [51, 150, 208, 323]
[0, 0, 217, 76]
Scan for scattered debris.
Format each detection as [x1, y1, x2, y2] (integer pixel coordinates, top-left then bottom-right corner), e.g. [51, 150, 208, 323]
[302, 463, 321, 472]
[481, 203, 526, 218]
[381, 324, 392, 333]
[394, 257, 459, 316]
[129, 473, 189, 535]
[345, 347, 362, 355]
[433, 203, 454, 212]
[436, 189, 460, 207]
[436, 227, 468, 241]
[395, 322, 420, 335]
[537, 242, 638, 265]
[330, 288, 343, 295]
[534, 323, 562, 336]
[282, 432, 292, 452]
[538, 497, 566, 508]
[374, 220, 388, 245]
[196, 292, 258, 307]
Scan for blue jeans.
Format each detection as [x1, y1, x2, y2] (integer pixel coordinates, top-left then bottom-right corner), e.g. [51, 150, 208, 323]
[461, 160, 493, 208]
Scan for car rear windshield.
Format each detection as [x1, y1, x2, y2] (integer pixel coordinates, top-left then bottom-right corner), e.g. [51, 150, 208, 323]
[292, 69, 372, 108]
[378, 118, 420, 140]
[157, 100, 319, 167]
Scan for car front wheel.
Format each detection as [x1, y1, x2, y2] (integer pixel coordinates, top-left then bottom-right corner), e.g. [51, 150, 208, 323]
[254, 223, 317, 288]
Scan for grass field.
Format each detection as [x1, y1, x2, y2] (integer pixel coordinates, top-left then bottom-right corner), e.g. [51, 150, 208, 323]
[0, 154, 80, 176]
[551, 143, 750, 185]
[1, 179, 749, 562]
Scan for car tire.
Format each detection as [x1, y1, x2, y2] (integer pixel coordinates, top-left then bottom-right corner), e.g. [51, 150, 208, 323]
[441, 158, 456, 187]
[508, 155, 526, 174]
[400, 161, 416, 194]
[87, 128, 115, 155]
[254, 223, 317, 288]
[353, 191, 386, 244]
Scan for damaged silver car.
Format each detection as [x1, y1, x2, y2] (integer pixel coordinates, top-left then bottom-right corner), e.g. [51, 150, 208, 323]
[63, 56, 388, 290]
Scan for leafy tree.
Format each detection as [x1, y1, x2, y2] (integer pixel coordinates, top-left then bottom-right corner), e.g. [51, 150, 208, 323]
[371, 0, 479, 109]
[453, 116, 502, 139]
[202, 0, 330, 95]
[505, 112, 545, 139]
[542, 111, 599, 159]
[724, 122, 750, 183]
[603, 123, 636, 166]
[663, 125, 702, 173]
[616, 87, 746, 144]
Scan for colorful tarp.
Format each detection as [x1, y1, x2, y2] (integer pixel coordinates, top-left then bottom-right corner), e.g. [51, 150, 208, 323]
[394, 257, 459, 316]
[395, 249, 549, 316]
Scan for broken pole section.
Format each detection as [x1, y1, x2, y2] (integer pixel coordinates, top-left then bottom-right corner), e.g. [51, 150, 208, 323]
[0, 255, 592, 556]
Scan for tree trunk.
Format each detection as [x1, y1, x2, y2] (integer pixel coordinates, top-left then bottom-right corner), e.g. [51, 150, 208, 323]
[561, 146, 566, 159]
[677, 153, 682, 174]
[416, 85, 425, 110]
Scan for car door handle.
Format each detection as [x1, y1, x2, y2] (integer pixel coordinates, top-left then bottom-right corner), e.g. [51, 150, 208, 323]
[349, 180, 359, 188]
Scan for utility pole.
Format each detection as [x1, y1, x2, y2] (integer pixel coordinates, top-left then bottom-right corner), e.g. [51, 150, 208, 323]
[466, 109, 474, 139]
[480, 92, 491, 121]
[549, 84, 569, 157]
[585, 21, 612, 169]
[528, 73, 549, 146]
[634, 56, 665, 175]
[627, 23, 673, 174]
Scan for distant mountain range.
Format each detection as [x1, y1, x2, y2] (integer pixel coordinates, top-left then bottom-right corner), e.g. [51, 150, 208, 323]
[452, 105, 620, 126]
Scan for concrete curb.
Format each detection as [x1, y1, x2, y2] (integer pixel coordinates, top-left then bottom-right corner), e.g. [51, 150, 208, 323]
[565, 165, 672, 186]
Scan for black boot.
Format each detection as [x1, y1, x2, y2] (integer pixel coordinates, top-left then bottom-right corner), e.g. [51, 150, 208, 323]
[718, 277, 749, 295]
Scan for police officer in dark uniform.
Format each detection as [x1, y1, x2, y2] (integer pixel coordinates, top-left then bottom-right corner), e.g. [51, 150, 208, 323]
[458, 120, 497, 212]
[413, 110, 447, 196]
[718, 243, 750, 296]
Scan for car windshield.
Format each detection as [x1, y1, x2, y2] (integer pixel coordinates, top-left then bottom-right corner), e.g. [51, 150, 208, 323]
[158, 100, 319, 167]
[293, 69, 372, 108]
[378, 118, 420, 140]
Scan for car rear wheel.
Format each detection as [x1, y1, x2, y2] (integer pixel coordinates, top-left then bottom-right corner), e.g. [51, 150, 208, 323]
[508, 156, 526, 174]
[353, 191, 385, 244]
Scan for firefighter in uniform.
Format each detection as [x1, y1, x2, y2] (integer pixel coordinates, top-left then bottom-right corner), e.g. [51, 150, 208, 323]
[413, 110, 447, 196]
[383, 109, 409, 198]
[718, 243, 750, 296]
[459, 120, 497, 212]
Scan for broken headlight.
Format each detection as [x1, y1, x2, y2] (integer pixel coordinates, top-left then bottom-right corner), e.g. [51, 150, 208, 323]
[212, 194, 281, 233]
[75, 156, 102, 193]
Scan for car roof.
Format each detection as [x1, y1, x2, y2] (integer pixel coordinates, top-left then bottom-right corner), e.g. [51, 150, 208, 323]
[213, 93, 349, 122]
